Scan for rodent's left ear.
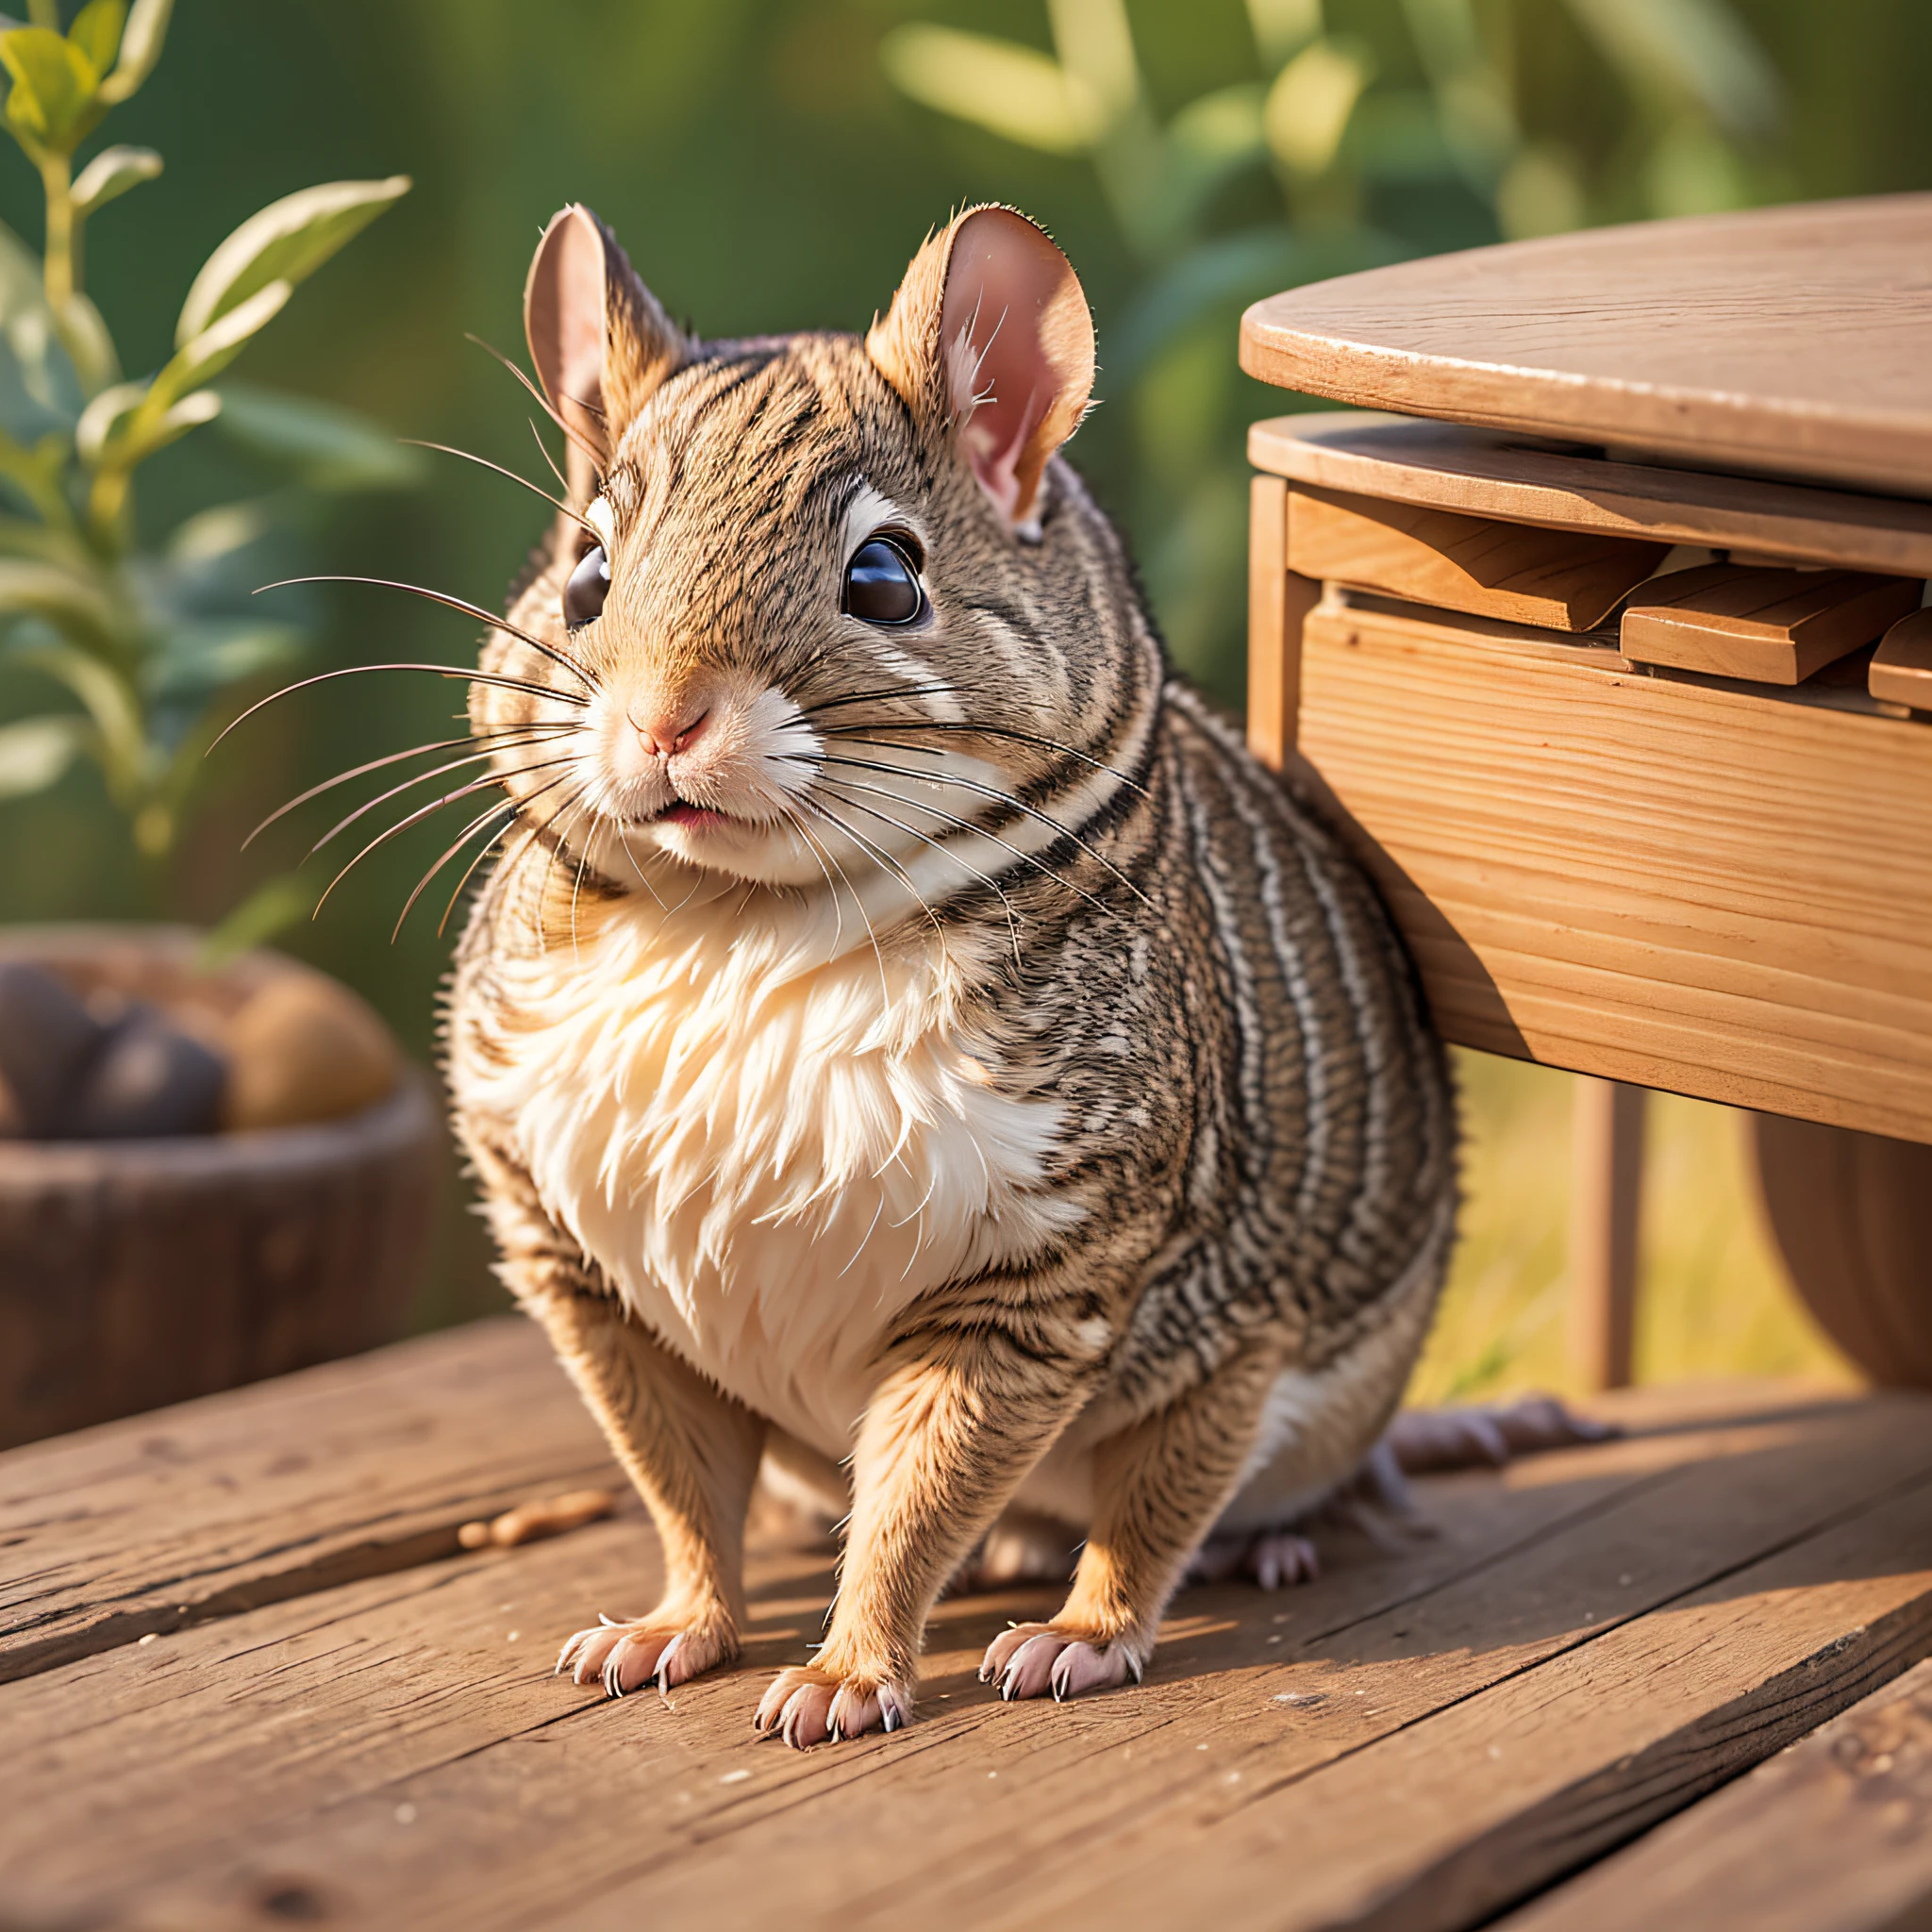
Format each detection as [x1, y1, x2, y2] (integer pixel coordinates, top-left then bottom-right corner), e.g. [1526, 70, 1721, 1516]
[867, 207, 1095, 535]
[525, 205, 689, 494]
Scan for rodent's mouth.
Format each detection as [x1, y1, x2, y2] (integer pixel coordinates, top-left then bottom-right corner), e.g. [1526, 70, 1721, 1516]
[651, 801, 732, 830]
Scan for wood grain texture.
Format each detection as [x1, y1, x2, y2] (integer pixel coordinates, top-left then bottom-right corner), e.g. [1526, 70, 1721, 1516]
[1287, 484, 1666, 632]
[1500, 1656, 1932, 1932]
[1241, 195, 1932, 496]
[0, 1315, 616, 1684]
[1291, 595, 1932, 1142]
[1874, 608, 1932, 710]
[1622, 564, 1922, 685]
[1248, 413, 1932, 576]
[3, 1346, 1928, 1932]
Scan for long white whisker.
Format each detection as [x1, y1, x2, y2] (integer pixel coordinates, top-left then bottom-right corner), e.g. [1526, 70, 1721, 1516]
[815, 752, 1149, 909]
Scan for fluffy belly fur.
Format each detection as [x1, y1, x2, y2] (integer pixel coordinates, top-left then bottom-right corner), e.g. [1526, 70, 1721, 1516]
[461, 895, 1081, 1459]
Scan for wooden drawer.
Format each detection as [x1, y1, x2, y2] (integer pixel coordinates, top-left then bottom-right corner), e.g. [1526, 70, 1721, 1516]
[1247, 437, 1932, 1144]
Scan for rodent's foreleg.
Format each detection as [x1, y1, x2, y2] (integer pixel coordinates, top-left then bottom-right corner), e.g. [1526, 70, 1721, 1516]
[753, 1317, 1102, 1749]
[982, 1345, 1285, 1703]
[531, 1288, 767, 1696]
[472, 1142, 766, 1699]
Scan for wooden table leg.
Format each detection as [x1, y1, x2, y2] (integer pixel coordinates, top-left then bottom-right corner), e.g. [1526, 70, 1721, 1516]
[1749, 1112, 1932, 1388]
[1569, 1077, 1648, 1391]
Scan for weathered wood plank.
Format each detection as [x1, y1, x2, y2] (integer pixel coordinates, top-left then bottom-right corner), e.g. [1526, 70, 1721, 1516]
[1295, 594, 1932, 1142]
[1500, 1655, 1932, 1932]
[10, 1378, 1926, 1932]
[1247, 412, 1932, 578]
[0, 1314, 613, 1683]
[1006, 1476, 1932, 1932]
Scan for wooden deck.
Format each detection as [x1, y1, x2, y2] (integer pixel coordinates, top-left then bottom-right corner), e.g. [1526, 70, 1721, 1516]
[6, 1318, 1932, 1932]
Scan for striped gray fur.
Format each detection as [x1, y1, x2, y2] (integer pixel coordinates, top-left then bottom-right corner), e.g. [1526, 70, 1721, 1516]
[441, 204, 1458, 1738]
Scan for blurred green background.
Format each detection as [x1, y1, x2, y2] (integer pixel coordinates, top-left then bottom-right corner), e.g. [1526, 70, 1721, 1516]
[0, 0, 1919, 1381]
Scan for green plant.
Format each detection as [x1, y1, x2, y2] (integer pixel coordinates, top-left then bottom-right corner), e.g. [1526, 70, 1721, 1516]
[0, 0, 413, 898]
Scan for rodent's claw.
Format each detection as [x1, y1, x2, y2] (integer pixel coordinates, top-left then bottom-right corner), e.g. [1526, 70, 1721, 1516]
[753, 1665, 908, 1748]
[554, 1613, 731, 1698]
[980, 1622, 1142, 1703]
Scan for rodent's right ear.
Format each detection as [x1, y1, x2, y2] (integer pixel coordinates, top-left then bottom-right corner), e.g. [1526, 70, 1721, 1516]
[867, 206, 1095, 536]
[524, 205, 688, 496]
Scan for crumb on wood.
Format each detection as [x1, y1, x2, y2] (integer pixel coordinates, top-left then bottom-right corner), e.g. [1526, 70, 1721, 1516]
[458, 1488, 615, 1550]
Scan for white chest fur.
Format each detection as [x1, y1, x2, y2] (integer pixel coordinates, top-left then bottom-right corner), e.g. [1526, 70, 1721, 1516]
[467, 893, 1078, 1457]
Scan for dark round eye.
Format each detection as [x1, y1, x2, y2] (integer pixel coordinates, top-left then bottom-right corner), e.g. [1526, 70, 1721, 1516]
[564, 542, 609, 631]
[843, 537, 924, 625]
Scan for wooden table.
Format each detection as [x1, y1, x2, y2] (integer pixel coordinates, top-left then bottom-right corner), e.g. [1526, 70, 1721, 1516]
[7, 1319, 1932, 1931]
[1241, 194, 1932, 1389]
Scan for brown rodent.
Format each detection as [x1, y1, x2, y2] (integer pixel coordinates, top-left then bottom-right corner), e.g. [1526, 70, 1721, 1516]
[445, 203, 1459, 1747]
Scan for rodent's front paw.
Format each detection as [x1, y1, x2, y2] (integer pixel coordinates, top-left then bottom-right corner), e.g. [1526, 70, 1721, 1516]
[980, 1622, 1146, 1703]
[753, 1664, 910, 1747]
[555, 1610, 735, 1697]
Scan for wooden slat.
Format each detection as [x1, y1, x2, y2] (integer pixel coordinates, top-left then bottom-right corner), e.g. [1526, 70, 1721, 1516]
[1046, 1478, 1932, 1932]
[1287, 484, 1666, 633]
[1500, 1656, 1932, 1932]
[6, 1333, 1929, 1932]
[1240, 194, 1932, 497]
[1248, 413, 1932, 577]
[0, 1314, 615, 1683]
[1874, 607, 1932, 710]
[1292, 595, 1932, 1142]
[1622, 564, 1922, 685]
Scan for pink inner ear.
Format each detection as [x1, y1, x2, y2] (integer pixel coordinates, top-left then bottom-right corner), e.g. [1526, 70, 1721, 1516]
[940, 212, 1091, 528]
[525, 207, 609, 459]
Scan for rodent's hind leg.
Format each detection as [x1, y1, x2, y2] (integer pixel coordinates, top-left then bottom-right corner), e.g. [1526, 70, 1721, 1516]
[983, 1347, 1283, 1705]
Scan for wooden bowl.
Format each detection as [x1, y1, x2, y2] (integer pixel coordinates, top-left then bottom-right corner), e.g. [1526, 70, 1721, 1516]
[0, 925, 439, 1448]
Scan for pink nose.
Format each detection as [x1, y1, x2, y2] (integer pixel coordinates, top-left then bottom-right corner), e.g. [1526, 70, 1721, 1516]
[631, 703, 710, 758]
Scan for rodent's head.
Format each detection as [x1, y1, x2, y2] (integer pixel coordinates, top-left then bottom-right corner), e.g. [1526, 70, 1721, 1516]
[477, 203, 1161, 906]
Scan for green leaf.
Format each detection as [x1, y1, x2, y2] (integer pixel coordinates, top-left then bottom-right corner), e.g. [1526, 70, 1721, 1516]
[95, 0, 167, 104]
[879, 25, 1102, 156]
[1561, 0, 1781, 138]
[0, 25, 104, 152]
[86, 281, 291, 474]
[1263, 35, 1375, 175]
[175, 176, 409, 348]
[144, 615, 304, 700]
[109, 384, 220, 467]
[0, 709, 86, 795]
[0, 218, 83, 434]
[194, 871, 312, 972]
[0, 555, 118, 645]
[161, 497, 275, 573]
[1245, 0, 1320, 71]
[66, 0, 123, 76]
[56, 289, 118, 393]
[71, 140, 158, 214]
[5, 632, 141, 789]
[73, 375, 142, 461]
[211, 381, 424, 492]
